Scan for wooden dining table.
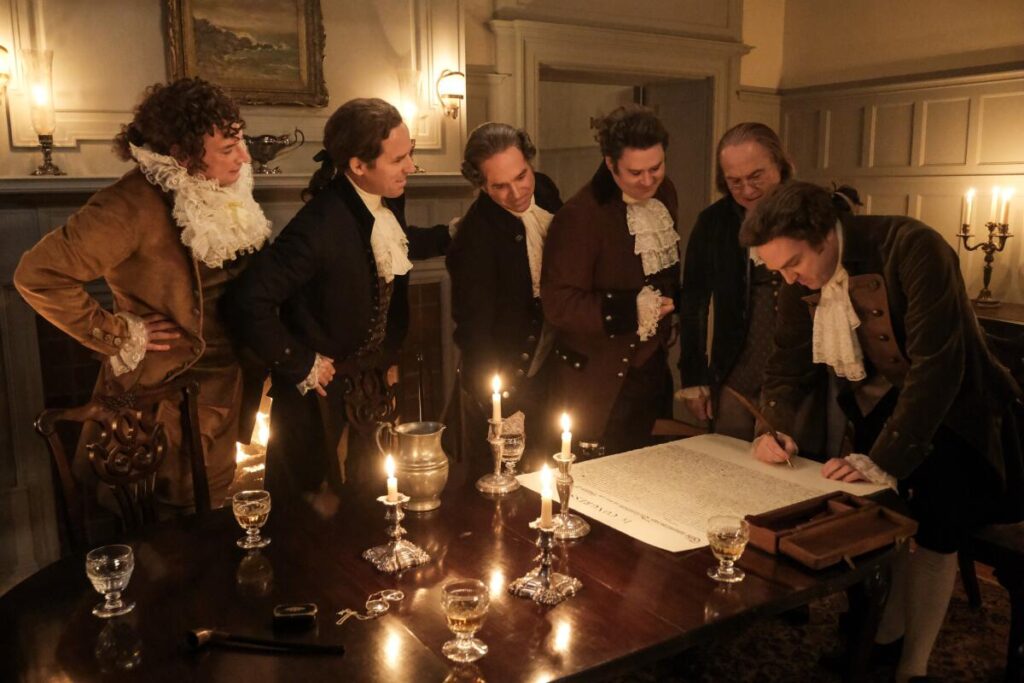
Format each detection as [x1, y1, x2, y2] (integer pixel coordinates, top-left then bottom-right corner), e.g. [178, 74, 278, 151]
[0, 451, 893, 682]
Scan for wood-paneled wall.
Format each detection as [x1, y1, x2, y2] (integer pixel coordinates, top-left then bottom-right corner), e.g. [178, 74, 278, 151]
[781, 70, 1024, 303]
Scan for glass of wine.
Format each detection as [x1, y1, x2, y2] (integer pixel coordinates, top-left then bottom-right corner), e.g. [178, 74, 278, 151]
[500, 431, 525, 478]
[85, 544, 135, 618]
[706, 515, 749, 583]
[441, 578, 490, 663]
[232, 489, 272, 549]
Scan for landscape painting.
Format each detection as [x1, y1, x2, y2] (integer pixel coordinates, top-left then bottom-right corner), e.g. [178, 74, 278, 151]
[164, 0, 328, 106]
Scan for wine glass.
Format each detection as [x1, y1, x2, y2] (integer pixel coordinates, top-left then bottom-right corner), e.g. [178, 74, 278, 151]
[232, 489, 272, 549]
[706, 516, 749, 583]
[85, 544, 135, 618]
[441, 579, 490, 663]
[500, 431, 525, 478]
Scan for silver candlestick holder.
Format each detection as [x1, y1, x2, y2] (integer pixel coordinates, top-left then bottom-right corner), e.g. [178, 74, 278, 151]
[362, 493, 430, 574]
[475, 418, 519, 494]
[957, 221, 1013, 307]
[508, 520, 582, 605]
[553, 453, 590, 540]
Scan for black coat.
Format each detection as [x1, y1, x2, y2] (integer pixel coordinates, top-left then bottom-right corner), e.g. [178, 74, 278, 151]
[678, 195, 750, 389]
[447, 172, 562, 407]
[230, 175, 450, 386]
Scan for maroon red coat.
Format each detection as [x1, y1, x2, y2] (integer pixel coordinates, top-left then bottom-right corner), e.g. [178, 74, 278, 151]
[541, 164, 680, 441]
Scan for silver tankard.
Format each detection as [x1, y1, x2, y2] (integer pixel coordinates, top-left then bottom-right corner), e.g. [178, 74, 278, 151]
[374, 421, 450, 512]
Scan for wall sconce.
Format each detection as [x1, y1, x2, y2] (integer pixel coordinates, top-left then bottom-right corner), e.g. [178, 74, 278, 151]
[21, 48, 65, 176]
[0, 46, 10, 94]
[435, 69, 465, 120]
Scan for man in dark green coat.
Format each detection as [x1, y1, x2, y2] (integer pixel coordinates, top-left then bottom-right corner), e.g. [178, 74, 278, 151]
[740, 180, 1022, 682]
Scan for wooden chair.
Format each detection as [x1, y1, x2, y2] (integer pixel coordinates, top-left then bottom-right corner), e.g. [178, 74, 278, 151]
[34, 378, 211, 553]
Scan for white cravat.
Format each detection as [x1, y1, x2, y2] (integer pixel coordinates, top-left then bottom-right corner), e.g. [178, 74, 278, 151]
[623, 193, 680, 276]
[348, 176, 413, 283]
[812, 222, 866, 381]
[510, 196, 554, 297]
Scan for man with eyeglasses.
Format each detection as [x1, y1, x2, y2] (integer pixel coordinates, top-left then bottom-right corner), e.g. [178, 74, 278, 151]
[679, 123, 829, 447]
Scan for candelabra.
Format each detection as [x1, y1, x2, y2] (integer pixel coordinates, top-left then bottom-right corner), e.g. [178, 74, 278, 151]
[552, 453, 590, 540]
[362, 493, 430, 574]
[508, 520, 582, 605]
[958, 221, 1012, 307]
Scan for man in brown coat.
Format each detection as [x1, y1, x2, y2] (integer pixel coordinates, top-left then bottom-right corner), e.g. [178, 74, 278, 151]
[15, 78, 269, 508]
[742, 181, 1022, 682]
[541, 105, 679, 454]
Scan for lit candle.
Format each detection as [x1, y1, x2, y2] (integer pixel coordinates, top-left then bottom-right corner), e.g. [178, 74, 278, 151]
[1001, 188, 1014, 225]
[990, 187, 1002, 224]
[961, 188, 975, 230]
[491, 375, 502, 422]
[540, 464, 553, 527]
[560, 412, 572, 457]
[385, 454, 398, 502]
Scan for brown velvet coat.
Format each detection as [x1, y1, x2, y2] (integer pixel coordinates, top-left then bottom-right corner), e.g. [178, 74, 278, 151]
[762, 215, 1020, 483]
[541, 164, 681, 441]
[14, 169, 257, 504]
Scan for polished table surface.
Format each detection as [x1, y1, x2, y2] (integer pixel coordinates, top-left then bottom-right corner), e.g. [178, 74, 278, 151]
[0, 456, 892, 682]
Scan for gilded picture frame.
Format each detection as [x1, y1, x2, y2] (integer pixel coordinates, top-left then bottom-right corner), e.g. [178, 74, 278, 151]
[164, 0, 328, 107]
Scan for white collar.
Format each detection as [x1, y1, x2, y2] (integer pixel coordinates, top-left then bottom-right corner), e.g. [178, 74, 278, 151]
[129, 143, 270, 269]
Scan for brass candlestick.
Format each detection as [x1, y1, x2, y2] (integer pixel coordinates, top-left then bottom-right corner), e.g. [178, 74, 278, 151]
[508, 520, 581, 605]
[552, 453, 590, 540]
[362, 493, 430, 574]
[958, 221, 1012, 307]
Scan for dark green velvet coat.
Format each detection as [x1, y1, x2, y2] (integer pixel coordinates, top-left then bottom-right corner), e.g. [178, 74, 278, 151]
[762, 214, 1020, 484]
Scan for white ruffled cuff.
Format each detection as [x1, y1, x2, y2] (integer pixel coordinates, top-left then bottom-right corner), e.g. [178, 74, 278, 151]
[108, 312, 148, 376]
[845, 453, 897, 490]
[636, 286, 662, 342]
[676, 385, 710, 400]
[297, 353, 327, 395]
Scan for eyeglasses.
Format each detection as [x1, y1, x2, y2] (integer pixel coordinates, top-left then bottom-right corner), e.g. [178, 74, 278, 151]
[725, 170, 769, 193]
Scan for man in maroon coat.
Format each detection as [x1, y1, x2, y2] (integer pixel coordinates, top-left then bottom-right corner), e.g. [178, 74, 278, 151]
[541, 105, 679, 455]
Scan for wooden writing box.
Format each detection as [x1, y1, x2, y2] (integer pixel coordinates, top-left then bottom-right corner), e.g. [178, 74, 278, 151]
[745, 492, 917, 570]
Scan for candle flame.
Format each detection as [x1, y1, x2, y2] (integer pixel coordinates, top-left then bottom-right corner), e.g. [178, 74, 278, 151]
[540, 464, 552, 496]
[491, 374, 501, 393]
[235, 442, 246, 464]
[385, 454, 395, 478]
[966, 188, 975, 200]
[254, 411, 270, 447]
[560, 412, 571, 433]
[1005, 188, 1015, 201]
[30, 83, 49, 107]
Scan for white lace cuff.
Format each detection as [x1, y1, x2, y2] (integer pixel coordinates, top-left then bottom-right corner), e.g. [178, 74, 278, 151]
[676, 385, 710, 400]
[845, 453, 897, 489]
[297, 353, 327, 395]
[636, 286, 662, 342]
[108, 312, 148, 376]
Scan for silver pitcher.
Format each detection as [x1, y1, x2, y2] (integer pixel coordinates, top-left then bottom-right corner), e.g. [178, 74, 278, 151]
[375, 421, 449, 512]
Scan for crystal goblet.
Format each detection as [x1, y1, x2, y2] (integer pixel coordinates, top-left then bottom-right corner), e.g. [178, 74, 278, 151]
[706, 515, 749, 583]
[85, 544, 135, 618]
[232, 489, 272, 549]
[441, 579, 490, 663]
[500, 431, 525, 478]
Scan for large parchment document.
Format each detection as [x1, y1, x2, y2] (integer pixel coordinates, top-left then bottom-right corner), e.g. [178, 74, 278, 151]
[517, 434, 886, 552]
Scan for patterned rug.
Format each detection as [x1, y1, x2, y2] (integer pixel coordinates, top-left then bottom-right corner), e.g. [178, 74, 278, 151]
[618, 575, 1011, 682]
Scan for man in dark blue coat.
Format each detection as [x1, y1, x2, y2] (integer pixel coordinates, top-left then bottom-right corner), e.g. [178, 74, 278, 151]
[230, 98, 450, 498]
[445, 122, 562, 471]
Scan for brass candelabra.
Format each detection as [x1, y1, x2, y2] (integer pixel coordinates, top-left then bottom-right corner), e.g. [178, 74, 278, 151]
[957, 221, 1012, 307]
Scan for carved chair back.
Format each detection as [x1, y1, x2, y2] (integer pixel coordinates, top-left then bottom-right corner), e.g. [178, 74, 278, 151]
[33, 379, 211, 553]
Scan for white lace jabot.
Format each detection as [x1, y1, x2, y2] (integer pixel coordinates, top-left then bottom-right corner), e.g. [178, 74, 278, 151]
[510, 197, 554, 297]
[623, 194, 679, 276]
[812, 222, 866, 381]
[129, 143, 271, 269]
[348, 176, 413, 283]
